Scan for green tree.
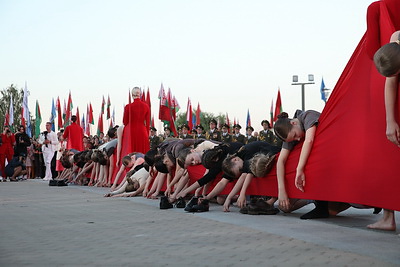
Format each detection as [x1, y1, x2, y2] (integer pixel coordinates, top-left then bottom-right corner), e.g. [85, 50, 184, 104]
[175, 110, 227, 132]
[0, 84, 32, 133]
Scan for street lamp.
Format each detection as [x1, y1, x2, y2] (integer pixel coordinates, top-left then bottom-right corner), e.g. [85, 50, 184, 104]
[292, 74, 315, 111]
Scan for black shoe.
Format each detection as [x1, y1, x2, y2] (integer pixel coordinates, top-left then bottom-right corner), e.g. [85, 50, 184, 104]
[373, 207, 382, 214]
[300, 201, 329, 220]
[160, 196, 173, 209]
[175, 197, 186, 208]
[184, 197, 199, 212]
[239, 206, 249, 214]
[193, 199, 209, 212]
[248, 198, 279, 215]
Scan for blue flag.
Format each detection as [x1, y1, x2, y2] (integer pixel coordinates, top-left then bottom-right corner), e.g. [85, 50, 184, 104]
[50, 98, 56, 131]
[246, 109, 251, 127]
[320, 78, 327, 103]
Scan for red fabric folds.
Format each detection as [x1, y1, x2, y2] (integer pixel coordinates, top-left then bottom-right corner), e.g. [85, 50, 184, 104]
[185, 1, 400, 211]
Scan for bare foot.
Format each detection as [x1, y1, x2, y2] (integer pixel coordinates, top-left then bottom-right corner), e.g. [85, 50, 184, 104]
[367, 219, 396, 231]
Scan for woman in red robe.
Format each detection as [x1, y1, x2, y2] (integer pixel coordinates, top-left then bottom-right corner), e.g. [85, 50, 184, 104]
[122, 87, 150, 156]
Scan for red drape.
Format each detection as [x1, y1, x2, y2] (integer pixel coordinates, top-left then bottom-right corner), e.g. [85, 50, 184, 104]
[185, 1, 400, 211]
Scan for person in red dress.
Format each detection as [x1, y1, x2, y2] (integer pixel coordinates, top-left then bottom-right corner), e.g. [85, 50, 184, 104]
[63, 115, 84, 152]
[122, 87, 150, 155]
[0, 125, 15, 179]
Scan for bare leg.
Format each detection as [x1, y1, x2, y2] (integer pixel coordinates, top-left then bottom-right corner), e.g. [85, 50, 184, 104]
[149, 173, 166, 199]
[367, 209, 396, 231]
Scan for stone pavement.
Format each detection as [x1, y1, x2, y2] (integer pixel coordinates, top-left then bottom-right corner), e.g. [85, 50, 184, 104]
[0, 180, 399, 267]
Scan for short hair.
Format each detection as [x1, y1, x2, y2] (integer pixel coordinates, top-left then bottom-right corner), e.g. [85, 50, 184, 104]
[71, 115, 77, 122]
[132, 87, 141, 98]
[273, 112, 291, 141]
[249, 153, 276, 177]
[374, 42, 400, 77]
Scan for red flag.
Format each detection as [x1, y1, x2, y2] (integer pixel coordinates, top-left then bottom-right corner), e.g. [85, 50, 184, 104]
[158, 84, 170, 121]
[226, 112, 230, 133]
[106, 95, 111, 119]
[273, 89, 282, 122]
[89, 103, 94, 125]
[186, 98, 193, 130]
[196, 103, 201, 126]
[65, 91, 73, 127]
[151, 115, 155, 128]
[97, 113, 103, 136]
[101, 95, 105, 115]
[56, 97, 63, 129]
[141, 88, 146, 102]
[76, 107, 80, 127]
[4, 114, 9, 127]
[146, 87, 151, 124]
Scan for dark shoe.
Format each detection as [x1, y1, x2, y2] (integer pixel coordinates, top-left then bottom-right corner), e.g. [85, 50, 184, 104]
[193, 199, 209, 212]
[300, 201, 329, 220]
[239, 206, 249, 214]
[248, 198, 279, 215]
[184, 197, 199, 212]
[175, 197, 186, 208]
[373, 207, 382, 214]
[160, 196, 173, 209]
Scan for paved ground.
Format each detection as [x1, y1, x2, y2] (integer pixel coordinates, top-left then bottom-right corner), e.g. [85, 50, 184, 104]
[0, 180, 399, 267]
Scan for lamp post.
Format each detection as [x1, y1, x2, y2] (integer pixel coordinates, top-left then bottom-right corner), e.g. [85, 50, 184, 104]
[292, 74, 315, 111]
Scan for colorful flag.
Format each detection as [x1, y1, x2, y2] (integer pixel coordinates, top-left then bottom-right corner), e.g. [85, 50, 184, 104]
[246, 109, 251, 127]
[273, 89, 282, 122]
[65, 91, 73, 127]
[89, 103, 94, 124]
[97, 113, 103, 136]
[35, 100, 41, 138]
[50, 98, 56, 131]
[320, 78, 327, 103]
[186, 98, 193, 130]
[22, 82, 31, 137]
[270, 99, 274, 127]
[85, 105, 91, 136]
[226, 112, 230, 133]
[101, 95, 105, 115]
[81, 113, 86, 132]
[106, 95, 111, 119]
[196, 103, 201, 126]
[56, 97, 63, 130]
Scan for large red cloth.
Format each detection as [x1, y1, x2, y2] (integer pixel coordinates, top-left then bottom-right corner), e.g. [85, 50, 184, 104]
[63, 122, 84, 151]
[259, 0, 400, 211]
[185, 1, 400, 211]
[122, 99, 150, 155]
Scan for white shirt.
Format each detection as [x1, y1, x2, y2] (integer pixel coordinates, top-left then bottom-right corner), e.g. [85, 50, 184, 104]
[39, 130, 59, 153]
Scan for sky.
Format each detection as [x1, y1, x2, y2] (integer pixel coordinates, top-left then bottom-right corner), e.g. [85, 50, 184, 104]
[0, 0, 376, 134]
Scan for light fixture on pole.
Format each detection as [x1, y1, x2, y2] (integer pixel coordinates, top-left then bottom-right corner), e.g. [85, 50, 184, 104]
[292, 74, 315, 111]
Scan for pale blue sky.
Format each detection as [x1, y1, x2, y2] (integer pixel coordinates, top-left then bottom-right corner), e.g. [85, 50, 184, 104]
[0, 0, 376, 133]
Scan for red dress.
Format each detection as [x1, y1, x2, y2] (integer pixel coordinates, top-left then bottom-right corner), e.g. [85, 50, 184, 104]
[63, 122, 84, 151]
[0, 133, 15, 176]
[121, 98, 150, 155]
